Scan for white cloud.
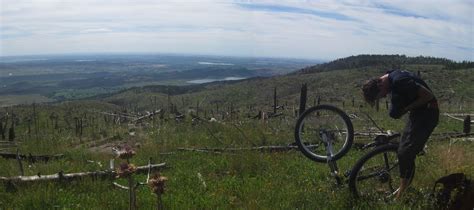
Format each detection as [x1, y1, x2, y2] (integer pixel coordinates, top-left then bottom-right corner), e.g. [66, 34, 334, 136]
[0, 0, 472, 61]
[80, 28, 112, 34]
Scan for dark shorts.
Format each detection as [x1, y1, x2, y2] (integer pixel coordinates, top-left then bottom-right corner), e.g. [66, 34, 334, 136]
[398, 107, 439, 178]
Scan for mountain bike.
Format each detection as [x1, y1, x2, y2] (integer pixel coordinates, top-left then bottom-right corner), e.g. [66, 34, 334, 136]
[294, 104, 415, 200]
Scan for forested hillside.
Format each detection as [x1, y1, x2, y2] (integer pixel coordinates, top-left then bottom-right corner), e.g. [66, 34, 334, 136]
[296, 54, 474, 74]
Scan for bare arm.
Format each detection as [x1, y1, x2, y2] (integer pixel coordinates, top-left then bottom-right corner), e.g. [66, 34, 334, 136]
[403, 85, 434, 112]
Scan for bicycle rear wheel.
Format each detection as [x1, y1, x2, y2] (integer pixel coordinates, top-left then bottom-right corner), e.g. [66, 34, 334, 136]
[348, 144, 415, 201]
[294, 105, 354, 162]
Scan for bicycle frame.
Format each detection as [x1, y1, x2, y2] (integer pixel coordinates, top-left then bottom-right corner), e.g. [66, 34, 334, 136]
[322, 131, 401, 186]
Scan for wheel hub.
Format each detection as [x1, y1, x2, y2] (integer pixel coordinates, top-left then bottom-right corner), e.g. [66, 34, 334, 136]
[377, 171, 390, 183]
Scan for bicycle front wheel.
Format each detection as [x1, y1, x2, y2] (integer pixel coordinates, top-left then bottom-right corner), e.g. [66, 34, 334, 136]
[348, 144, 415, 201]
[294, 105, 354, 162]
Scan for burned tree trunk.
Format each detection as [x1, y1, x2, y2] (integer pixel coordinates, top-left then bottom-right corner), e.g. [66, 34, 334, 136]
[273, 87, 277, 114]
[8, 124, 15, 142]
[298, 84, 307, 116]
[464, 115, 471, 134]
[0, 121, 4, 140]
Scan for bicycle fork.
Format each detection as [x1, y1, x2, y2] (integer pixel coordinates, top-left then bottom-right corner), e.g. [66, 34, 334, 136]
[321, 131, 342, 185]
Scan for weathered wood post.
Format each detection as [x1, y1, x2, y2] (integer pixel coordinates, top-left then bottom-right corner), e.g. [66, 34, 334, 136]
[230, 103, 234, 120]
[273, 87, 277, 114]
[33, 103, 39, 141]
[299, 84, 307, 116]
[8, 123, 15, 142]
[167, 87, 171, 112]
[464, 115, 471, 134]
[0, 121, 4, 140]
[80, 117, 84, 140]
[74, 117, 79, 136]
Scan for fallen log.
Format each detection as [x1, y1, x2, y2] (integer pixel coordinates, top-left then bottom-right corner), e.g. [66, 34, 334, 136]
[177, 148, 222, 154]
[0, 153, 64, 163]
[177, 145, 318, 153]
[131, 110, 162, 123]
[89, 111, 138, 119]
[443, 113, 474, 123]
[0, 163, 167, 184]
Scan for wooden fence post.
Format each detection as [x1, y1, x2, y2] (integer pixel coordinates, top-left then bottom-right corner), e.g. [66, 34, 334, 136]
[8, 123, 15, 142]
[0, 121, 4, 140]
[299, 84, 307, 116]
[464, 115, 471, 134]
[273, 87, 277, 114]
[33, 103, 39, 141]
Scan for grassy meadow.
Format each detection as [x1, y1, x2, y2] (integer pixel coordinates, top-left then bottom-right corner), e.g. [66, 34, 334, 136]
[0, 64, 473, 209]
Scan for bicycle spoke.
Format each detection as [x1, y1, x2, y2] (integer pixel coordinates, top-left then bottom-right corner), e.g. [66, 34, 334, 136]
[352, 149, 401, 200]
[296, 106, 352, 161]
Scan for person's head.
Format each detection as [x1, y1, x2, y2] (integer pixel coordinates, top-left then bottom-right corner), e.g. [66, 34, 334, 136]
[362, 78, 382, 106]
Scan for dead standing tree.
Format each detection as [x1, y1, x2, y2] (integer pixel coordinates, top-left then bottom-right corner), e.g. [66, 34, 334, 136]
[299, 83, 308, 116]
[49, 112, 59, 131]
[32, 103, 40, 141]
[0, 116, 6, 140]
[273, 87, 277, 114]
[8, 118, 15, 142]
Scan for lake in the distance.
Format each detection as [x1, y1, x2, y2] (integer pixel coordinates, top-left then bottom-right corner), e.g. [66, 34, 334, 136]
[187, 77, 246, 84]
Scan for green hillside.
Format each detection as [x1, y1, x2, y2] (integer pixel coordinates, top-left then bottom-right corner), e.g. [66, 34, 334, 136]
[0, 55, 472, 209]
[102, 55, 473, 115]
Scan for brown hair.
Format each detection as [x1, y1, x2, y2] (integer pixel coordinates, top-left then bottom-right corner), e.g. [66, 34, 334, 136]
[362, 78, 380, 106]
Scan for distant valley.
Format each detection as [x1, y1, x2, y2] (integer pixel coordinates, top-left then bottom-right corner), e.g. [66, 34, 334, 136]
[0, 54, 319, 105]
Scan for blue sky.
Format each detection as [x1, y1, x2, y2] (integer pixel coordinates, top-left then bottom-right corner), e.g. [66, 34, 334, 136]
[0, 0, 472, 61]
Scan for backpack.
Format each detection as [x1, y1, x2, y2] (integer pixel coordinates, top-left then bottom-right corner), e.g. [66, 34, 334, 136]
[431, 173, 474, 210]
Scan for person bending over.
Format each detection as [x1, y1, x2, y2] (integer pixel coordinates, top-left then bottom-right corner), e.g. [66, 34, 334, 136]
[362, 70, 439, 199]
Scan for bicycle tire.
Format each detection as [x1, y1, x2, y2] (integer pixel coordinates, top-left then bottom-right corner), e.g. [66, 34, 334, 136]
[348, 144, 415, 200]
[294, 104, 354, 162]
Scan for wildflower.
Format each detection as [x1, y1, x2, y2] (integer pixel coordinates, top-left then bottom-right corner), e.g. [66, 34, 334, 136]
[112, 145, 136, 159]
[116, 163, 137, 178]
[148, 173, 168, 195]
